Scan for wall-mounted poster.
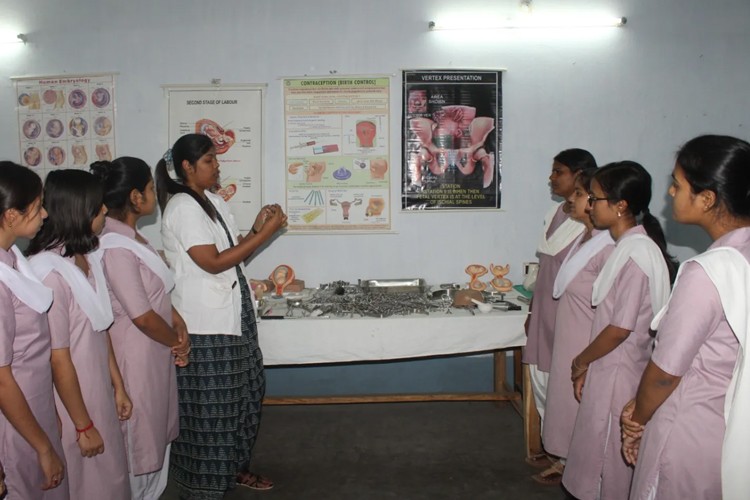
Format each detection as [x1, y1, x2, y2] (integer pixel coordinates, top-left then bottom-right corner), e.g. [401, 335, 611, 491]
[14, 73, 117, 178]
[402, 69, 503, 210]
[282, 76, 391, 232]
[165, 85, 264, 232]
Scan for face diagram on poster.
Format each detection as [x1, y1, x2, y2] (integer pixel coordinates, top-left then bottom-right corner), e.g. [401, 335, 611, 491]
[402, 70, 503, 210]
[166, 85, 264, 232]
[14, 74, 116, 177]
[283, 77, 391, 231]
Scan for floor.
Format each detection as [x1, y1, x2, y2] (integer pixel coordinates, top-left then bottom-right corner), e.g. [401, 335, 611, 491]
[160, 402, 566, 500]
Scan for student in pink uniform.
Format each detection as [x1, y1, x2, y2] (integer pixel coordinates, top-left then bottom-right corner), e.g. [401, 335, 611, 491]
[26, 169, 132, 500]
[0, 162, 67, 498]
[535, 168, 615, 485]
[621, 136, 750, 499]
[524, 148, 596, 467]
[562, 162, 677, 500]
[91, 157, 189, 500]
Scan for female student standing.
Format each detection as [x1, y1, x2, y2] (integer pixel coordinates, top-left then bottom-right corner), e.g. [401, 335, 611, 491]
[0, 161, 67, 498]
[156, 133, 287, 499]
[91, 157, 190, 499]
[535, 168, 614, 485]
[524, 148, 596, 465]
[562, 162, 677, 500]
[27, 169, 132, 500]
[621, 135, 750, 499]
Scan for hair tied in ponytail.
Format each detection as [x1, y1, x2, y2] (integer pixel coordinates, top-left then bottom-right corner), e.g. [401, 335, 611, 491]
[163, 149, 180, 182]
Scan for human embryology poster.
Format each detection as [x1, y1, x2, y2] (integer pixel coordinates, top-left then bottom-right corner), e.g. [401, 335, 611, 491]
[166, 85, 264, 232]
[283, 76, 391, 232]
[402, 69, 503, 210]
[14, 73, 117, 177]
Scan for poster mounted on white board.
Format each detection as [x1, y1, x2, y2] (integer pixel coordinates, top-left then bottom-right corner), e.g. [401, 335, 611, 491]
[282, 76, 391, 232]
[164, 84, 265, 232]
[402, 69, 503, 210]
[13, 73, 117, 179]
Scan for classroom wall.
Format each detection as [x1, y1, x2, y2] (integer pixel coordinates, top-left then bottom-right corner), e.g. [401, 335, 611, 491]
[2, 0, 748, 393]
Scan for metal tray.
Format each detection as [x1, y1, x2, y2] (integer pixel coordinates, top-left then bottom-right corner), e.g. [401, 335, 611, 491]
[359, 278, 427, 294]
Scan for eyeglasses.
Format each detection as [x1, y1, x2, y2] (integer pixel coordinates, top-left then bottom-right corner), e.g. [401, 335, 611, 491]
[587, 194, 612, 207]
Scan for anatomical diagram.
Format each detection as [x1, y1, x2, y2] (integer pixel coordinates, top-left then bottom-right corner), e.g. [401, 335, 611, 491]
[410, 105, 495, 188]
[330, 198, 362, 220]
[356, 121, 376, 148]
[365, 197, 385, 217]
[370, 158, 388, 180]
[196, 119, 235, 155]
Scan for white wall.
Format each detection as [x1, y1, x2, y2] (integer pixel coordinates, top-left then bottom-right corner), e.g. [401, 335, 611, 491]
[2, 0, 749, 286]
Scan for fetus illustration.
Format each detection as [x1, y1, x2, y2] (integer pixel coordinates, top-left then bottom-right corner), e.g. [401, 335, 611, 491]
[95, 144, 112, 161]
[330, 198, 362, 221]
[489, 263, 513, 292]
[306, 161, 326, 182]
[410, 105, 495, 188]
[356, 121, 376, 148]
[364, 197, 385, 217]
[369, 158, 388, 180]
[269, 264, 295, 296]
[71, 145, 88, 166]
[195, 118, 235, 155]
[465, 264, 488, 292]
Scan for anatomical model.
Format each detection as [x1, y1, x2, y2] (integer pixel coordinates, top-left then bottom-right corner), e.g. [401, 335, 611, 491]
[330, 198, 362, 220]
[370, 158, 388, 180]
[269, 264, 295, 296]
[489, 263, 513, 292]
[410, 105, 495, 188]
[195, 118, 235, 155]
[465, 264, 488, 292]
[356, 121, 376, 148]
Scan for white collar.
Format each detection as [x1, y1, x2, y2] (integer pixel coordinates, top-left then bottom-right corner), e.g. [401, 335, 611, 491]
[0, 246, 54, 313]
[99, 232, 174, 292]
[553, 230, 614, 299]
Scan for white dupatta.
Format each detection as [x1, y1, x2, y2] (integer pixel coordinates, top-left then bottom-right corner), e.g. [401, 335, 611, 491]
[552, 230, 614, 299]
[537, 202, 585, 257]
[650, 247, 750, 500]
[98, 232, 175, 293]
[29, 250, 113, 332]
[591, 233, 670, 315]
[0, 246, 53, 313]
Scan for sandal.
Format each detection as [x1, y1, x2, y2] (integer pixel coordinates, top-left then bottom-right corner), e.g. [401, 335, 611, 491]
[531, 460, 564, 486]
[524, 452, 554, 469]
[236, 471, 274, 491]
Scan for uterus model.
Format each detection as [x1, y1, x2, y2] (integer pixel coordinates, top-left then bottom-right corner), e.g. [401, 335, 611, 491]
[465, 264, 488, 292]
[489, 263, 513, 292]
[356, 121, 377, 148]
[269, 264, 295, 296]
[410, 105, 495, 188]
[330, 198, 362, 220]
[370, 158, 388, 180]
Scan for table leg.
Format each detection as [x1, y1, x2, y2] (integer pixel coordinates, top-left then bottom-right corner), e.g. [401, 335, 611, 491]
[522, 363, 543, 458]
[493, 351, 507, 393]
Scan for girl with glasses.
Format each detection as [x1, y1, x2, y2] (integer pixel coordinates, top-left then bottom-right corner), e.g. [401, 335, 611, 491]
[562, 161, 677, 500]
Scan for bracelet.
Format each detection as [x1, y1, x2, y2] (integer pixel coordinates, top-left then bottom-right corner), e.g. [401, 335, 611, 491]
[75, 420, 94, 441]
[572, 357, 588, 372]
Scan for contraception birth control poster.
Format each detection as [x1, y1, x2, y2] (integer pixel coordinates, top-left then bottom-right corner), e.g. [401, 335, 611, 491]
[165, 84, 264, 232]
[282, 76, 391, 232]
[14, 73, 117, 178]
[402, 69, 503, 210]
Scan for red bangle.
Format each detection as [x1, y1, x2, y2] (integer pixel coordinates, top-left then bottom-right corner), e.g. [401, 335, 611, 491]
[75, 421, 94, 434]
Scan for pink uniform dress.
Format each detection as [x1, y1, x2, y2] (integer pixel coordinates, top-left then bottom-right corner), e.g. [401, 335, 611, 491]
[43, 250, 130, 500]
[101, 218, 179, 476]
[563, 226, 657, 500]
[630, 227, 750, 500]
[524, 204, 580, 371]
[0, 248, 68, 500]
[543, 232, 614, 458]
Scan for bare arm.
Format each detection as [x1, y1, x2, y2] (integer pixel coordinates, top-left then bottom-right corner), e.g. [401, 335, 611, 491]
[575, 324, 631, 368]
[50, 349, 104, 457]
[632, 360, 681, 424]
[187, 206, 286, 275]
[0, 365, 65, 488]
[131, 310, 180, 348]
[106, 334, 132, 420]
